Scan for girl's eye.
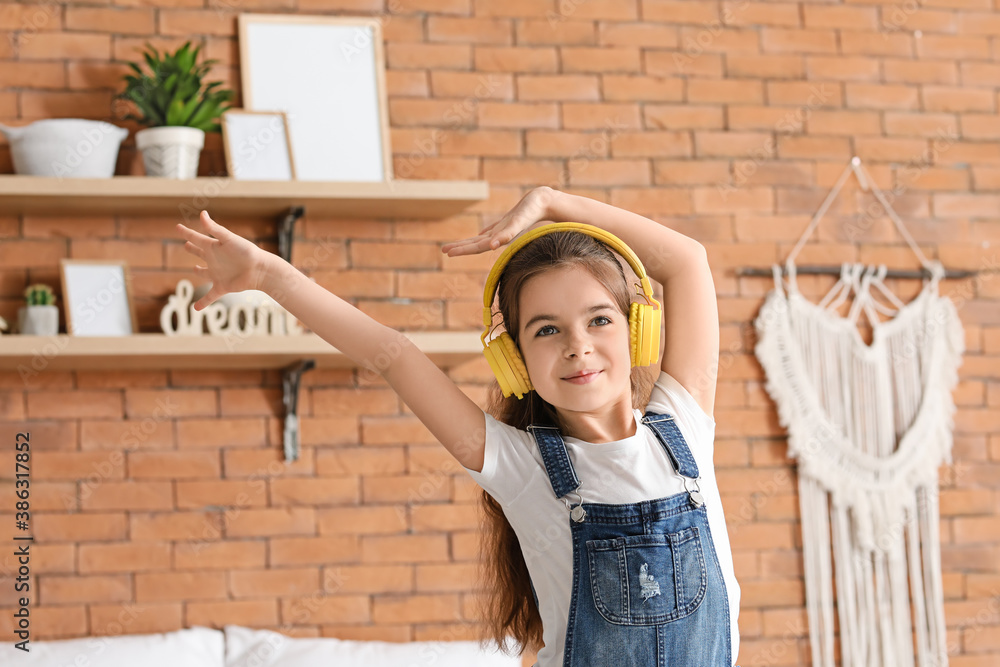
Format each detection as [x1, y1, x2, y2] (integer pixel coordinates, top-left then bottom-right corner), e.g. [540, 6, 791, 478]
[535, 315, 612, 337]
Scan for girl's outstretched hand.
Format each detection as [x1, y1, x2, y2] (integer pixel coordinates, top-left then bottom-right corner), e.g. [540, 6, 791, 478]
[441, 185, 555, 256]
[176, 210, 270, 311]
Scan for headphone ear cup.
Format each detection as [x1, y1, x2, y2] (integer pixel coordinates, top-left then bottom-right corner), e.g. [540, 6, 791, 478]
[629, 302, 660, 367]
[483, 338, 513, 397]
[487, 332, 532, 399]
[629, 301, 641, 367]
[641, 301, 653, 366]
[499, 333, 533, 398]
[484, 336, 519, 399]
[648, 302, 661, 364]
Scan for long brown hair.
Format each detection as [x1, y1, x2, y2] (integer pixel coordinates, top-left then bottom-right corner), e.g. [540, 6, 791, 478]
[477, 230, 657, 654]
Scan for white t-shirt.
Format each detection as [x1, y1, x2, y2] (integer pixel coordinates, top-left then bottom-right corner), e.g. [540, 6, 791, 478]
[464, 371, 740, 667]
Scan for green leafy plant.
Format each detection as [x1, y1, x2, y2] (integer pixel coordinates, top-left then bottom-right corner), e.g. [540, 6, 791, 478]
[24, 284, 56, 306]
[118, 41, 234, 132]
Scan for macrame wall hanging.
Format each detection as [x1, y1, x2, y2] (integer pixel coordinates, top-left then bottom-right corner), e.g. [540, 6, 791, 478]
[752, 158, 966, 667]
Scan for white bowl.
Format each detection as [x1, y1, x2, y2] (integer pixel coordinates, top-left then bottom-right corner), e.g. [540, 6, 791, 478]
[0, 119, 129, 178]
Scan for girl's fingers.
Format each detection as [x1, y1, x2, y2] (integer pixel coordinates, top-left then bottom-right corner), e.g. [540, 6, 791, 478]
[442, 236, 482, 253]
[466, 238, 494, 254]
[199, 210, 229, 239]
[446, 238, 489, 256]
[443, 227, 508, 253]
[442, 218, 509, 252]
[443, 240, 474, 256]
[478, 218, 502, 235]
[184, 241, 206, 260]
[193, 285, 221, 311]
[176, 222, 215, 246]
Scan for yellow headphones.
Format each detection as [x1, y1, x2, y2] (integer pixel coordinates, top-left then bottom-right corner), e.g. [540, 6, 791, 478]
[481, 222, 662, 400]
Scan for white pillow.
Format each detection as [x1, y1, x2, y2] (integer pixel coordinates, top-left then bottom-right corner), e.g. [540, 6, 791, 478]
[0, 626, 224, 665]
[224, 625, 522, 667]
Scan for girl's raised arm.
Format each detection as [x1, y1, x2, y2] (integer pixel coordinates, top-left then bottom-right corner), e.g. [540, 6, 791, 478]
[177, 211, 488, 472]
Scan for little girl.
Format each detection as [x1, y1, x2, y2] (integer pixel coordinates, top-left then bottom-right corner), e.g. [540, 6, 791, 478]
[177, 186, 740, 667]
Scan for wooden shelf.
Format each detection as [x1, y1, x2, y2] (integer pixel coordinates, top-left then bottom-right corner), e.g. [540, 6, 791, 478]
[0, 175, 489, 219]
[0, 331, 484, 371]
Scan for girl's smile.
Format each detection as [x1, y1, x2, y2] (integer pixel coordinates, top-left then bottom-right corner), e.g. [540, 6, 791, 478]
[563, 370, 602, 384]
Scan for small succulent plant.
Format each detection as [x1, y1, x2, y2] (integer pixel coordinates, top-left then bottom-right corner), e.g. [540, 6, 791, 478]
[24, 284, 56, 306]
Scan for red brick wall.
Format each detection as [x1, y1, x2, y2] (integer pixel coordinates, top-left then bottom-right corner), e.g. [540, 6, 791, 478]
[2, 2, 1000, 665]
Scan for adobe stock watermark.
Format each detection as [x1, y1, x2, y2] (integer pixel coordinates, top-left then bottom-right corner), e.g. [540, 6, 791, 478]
[888, 253, 999, 375]
[553, 116, 630, 188]
[176, 109, 297, 225]
[846, 126, 958, 242]
[58, 396, 182, 511]
[391, 424, 487, 528]
[521, 455, 634, 559]
[753, 618, 807, 666]
[15, 335, 71, 386]
[394, 73, 507, 182]
[940, 253, 1000, 313]
[547, 0, 588, 26]
[7, 0, 60, 49]
[226, 112, 298, 181]
[880, 1, 922, 37]
[338, 0, 408, 62]
[17, 602, 146, 655]
[173, 215, 333, 358]
[73, 269, 131, 328]
[674, 0, 751, 73]
[717, 83, 835, 202]
[181, 457, 286, 557]
[354, 268, 479, 383]
[33, 94, 138, 183]
[44, 122, 128, 181]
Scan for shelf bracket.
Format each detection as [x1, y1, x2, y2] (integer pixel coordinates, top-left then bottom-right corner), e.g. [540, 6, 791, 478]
[281, 358, 316, 462]
[278, 206, 305, 264]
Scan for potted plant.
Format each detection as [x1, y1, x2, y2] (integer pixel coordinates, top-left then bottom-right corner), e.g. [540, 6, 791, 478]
[18, 284, 60, 336]
[118, 41, 234, 179]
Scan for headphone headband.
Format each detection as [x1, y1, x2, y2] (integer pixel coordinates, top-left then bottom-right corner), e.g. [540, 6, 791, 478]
[481, 222, 656, 329]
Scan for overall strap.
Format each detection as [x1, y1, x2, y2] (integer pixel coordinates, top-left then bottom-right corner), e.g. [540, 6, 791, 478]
[526, 424, 580, 500]
[641, 411, 700, 479]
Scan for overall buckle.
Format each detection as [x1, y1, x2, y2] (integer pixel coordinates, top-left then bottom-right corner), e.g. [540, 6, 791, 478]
[684, 476, 705, 508]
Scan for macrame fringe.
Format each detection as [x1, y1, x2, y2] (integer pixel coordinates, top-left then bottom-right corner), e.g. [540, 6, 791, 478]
[753, 268, 964, 667]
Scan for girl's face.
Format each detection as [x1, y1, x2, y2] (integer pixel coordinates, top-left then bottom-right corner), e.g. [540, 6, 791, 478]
[516, 265, 632, 411]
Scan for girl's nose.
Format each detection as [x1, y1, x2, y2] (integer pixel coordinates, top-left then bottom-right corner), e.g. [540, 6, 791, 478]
[564, 331, 594, 357]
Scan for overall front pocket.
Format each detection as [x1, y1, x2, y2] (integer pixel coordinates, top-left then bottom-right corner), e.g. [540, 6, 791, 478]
[586, 527, 708, 625]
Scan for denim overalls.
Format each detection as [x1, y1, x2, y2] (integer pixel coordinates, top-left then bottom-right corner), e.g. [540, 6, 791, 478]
[526, 410, 736, 667]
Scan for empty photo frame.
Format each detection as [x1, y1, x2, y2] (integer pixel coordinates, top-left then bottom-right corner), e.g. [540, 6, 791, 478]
[222, 110, 296, 180]
[60, 259, 138, 336]
[238, 13, 393, 182]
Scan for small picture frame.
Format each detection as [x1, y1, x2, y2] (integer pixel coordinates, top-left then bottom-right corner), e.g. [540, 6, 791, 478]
[222, 109, 296, 181]
[60, 259, 138, 336]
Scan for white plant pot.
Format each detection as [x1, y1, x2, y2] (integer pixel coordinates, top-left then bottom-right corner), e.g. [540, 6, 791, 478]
[17, 305, 60, 336]
[135, 126, 205, 179]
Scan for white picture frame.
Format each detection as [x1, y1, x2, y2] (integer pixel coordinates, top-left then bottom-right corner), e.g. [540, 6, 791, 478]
[222, 109, 296, 181]
[60, 259, 138, 336]
[238, 13, 393, 183]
